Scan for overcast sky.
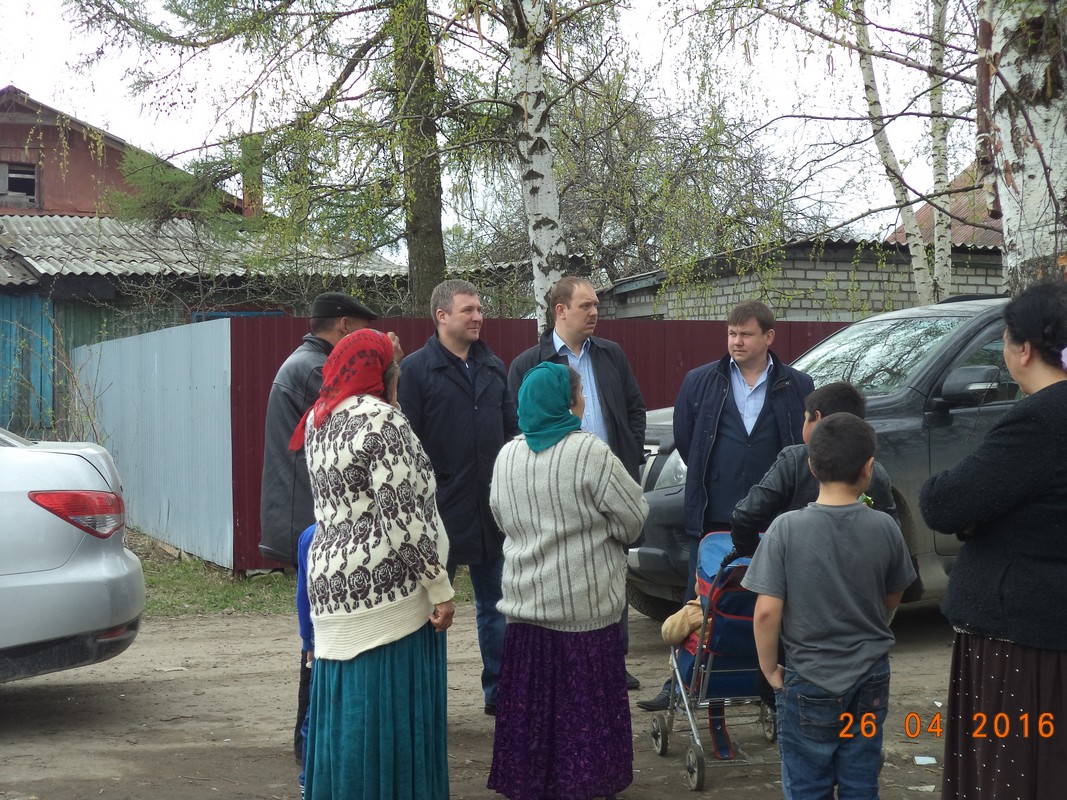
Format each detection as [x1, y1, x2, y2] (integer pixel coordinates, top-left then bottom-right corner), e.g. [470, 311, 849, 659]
[3, 1, 950, 237]
[4, 0, 236, 161]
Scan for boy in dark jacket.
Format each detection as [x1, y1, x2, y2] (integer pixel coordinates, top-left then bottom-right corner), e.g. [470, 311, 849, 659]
[728, 382, 900, 562]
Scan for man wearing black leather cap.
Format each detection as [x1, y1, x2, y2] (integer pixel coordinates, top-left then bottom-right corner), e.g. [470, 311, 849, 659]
[259, 291, 381, 765]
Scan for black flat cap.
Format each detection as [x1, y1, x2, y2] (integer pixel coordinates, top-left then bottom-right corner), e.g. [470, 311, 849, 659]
[310, 292, 379, 320]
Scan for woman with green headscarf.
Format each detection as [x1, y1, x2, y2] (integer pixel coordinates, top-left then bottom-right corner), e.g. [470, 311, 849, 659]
[488, 361, 649, 800]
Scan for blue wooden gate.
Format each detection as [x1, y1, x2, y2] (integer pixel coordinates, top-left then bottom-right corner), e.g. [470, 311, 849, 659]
[0, 293, 54, 433]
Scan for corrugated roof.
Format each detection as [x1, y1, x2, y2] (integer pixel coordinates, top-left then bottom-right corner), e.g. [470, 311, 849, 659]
[300, 248, 405, 277]
[0, 252, 39, 287]
[886, 162, 1003, 249]
[0, 214, 404, 288]
[0, 215, 245, 284]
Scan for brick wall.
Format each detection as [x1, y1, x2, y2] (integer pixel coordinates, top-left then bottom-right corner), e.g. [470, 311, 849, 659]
[600, 242, 1004, 322]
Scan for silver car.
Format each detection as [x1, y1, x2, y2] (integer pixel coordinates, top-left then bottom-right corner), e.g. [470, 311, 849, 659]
[1, 426, 145, 682]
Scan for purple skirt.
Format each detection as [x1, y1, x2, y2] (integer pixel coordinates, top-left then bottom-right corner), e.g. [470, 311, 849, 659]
[488, 622, 632, 800]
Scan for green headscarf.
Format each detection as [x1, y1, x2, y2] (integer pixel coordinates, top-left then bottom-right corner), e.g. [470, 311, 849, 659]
[518, 362, 583, 452]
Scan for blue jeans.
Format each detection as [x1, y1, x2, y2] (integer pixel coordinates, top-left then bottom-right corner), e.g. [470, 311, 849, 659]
[298, 655, 312, 791]
[450, 557, 506, 705]
[776, 655, 889, 800]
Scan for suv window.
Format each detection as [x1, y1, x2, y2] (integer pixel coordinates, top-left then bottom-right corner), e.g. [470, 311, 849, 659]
[793, 315, 971, 394]
[952, 325, 1021, 403]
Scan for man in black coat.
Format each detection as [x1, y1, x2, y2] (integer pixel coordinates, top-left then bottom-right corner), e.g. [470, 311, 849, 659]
[508, 275, 646, 689]
[259, 291, 380, 764]
[397, 279, 519, 716]
[508, 276, 645, 480]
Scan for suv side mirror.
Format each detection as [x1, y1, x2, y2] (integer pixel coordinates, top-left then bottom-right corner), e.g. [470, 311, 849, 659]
[940, 365, 1001, 403]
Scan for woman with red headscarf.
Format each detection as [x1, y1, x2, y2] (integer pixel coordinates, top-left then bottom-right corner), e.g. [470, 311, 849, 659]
[289, 328, 455, 800]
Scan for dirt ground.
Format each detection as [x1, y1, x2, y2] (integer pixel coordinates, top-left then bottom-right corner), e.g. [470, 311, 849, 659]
[0, 603, 953, 800]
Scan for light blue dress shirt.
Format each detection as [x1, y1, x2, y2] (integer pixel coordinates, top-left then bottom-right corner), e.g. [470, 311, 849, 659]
[729, 354, 774, 434]
[552, 331, 610, 444]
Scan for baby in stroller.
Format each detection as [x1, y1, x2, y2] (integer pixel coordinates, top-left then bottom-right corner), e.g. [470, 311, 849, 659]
[659, 532, 766, 762]
[649, 531, 778, 789]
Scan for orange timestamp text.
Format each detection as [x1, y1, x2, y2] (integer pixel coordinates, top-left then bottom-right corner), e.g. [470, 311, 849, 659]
[839, 712, 1056, 739]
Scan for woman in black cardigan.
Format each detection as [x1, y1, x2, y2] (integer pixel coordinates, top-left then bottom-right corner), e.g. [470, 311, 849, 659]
[920, 281, 1067, 800]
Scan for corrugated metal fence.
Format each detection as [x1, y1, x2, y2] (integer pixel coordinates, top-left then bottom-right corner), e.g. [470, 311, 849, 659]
[73, 321, 236, 567]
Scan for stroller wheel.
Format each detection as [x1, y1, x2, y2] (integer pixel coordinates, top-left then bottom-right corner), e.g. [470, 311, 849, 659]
[685, 743, 705, 791]
[651, 713, 670, 756]
[759, 702, 777, 743]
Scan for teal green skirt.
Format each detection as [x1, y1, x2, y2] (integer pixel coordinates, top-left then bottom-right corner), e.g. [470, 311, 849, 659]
[304, 622, 449, 800]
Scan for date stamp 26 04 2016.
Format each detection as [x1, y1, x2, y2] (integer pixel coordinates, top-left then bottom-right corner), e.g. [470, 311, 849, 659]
[839, 712, 1056, 740]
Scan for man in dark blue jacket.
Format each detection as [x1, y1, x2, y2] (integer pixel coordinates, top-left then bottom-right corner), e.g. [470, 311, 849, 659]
[674, 300, 814, 593]
[638, 300, 813, 712]
[397, 279, 519, 716]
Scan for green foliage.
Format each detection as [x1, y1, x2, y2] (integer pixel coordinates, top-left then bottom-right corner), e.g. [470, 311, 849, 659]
[71, 0, 451, 313]
[107, 149, 232, 226]
[70, 0, 833, 317]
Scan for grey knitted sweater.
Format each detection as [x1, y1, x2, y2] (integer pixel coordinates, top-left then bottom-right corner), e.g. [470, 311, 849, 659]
[489, 431, 649, 633]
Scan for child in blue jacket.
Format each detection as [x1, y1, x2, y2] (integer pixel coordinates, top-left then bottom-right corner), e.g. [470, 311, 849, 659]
[295, 523, 316, 798]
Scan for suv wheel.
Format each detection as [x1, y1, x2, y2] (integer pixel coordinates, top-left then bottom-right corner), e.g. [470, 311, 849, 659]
[626, 583, 683, 621]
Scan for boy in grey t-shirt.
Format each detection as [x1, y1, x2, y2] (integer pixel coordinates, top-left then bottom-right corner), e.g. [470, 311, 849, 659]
[742, 413, 915, 800]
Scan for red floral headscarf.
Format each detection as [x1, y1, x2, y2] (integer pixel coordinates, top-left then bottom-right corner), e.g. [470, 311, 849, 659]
[288, 328, 394, 450]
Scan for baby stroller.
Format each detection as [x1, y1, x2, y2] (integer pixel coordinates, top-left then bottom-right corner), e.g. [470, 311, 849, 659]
[649, 531, 777, 791]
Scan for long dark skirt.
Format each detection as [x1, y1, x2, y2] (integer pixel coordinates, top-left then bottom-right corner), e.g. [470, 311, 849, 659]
[304, 623, 449, 800]
[942, 631, 1067, 800]
[488, 622, 632, 800]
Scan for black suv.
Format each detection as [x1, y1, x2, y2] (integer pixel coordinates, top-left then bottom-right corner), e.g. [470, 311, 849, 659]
[626, 297, 1015, 620]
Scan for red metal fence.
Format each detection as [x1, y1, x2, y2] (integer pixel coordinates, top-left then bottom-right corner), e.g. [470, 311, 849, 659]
[229, 317, 846, 570]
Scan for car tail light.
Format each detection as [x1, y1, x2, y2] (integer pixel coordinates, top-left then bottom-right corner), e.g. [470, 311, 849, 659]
[97, 624, 131, 640]
[28, 491, 126, 539]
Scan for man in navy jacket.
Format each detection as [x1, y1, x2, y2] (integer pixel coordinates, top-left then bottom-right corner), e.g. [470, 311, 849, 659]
[673, 300, 814, 593]
[638, 300, 813, 712]
[398, 279, 519, 715]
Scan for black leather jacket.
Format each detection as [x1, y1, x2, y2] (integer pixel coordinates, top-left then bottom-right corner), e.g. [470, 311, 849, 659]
[731, 443, 899, 555]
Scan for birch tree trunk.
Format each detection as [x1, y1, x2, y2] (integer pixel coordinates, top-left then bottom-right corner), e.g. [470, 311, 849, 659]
[982, 0, 1067, 292]
[928, 0, 953, 296]
[504, 0, 569, 336]
[853, 0, 938, 304]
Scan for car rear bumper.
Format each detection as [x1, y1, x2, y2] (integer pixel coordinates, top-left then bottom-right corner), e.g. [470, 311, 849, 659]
[0, 615, 142, 683]
[0, 547, 145, 655]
